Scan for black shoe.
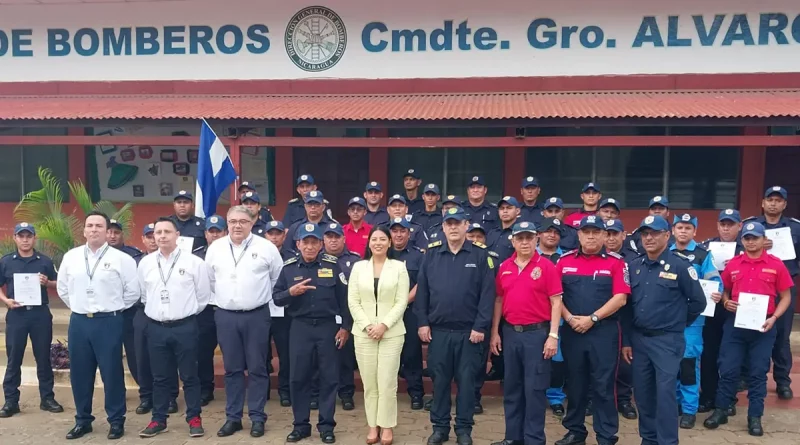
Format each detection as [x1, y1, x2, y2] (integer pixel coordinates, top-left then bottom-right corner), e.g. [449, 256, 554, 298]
[139, 421, 168, 438]
[747, 416, 763, 436]
[250, 421, 265, 437]
[321, 430, 336, 443]
[66, 424, 93, 440]
[427, 431, 449, 445]
[456, 433, 473, 445]
[40, 398, 64, 413]
[618, 401, 637, 420]
[554, 433, 587, 445]
[777, 386, 794, 400]
[737, 379, 747, 393]
[485, 367, 503, 381]
[281, 397, 292, 407]
[726, 403, 737, 417]
[200, 394, 214, 407]
[286, 429, 311, 442]
[584, 400, 592, 417]
[680, 414, 696, 429]
[697, 401, 713, 413]
[216, 420, 243, 437]
[168, 399, 179, 414]
[310, 399, 319, 410]
[490, 441, 523, 445]
[107, 424, 125, 440]
[135, 399, 152, 415]
[341, 397, 355, 411]
[422, 368, 431, 378]
[474, 401, 484, 414]
[703, 409, 728, 429]
[551, 404, 565, 416]
[411, 396, 424, 410]
[188, 417, 205, 437]
[424, 398, 433, 411]
[0, 402, 20, 418]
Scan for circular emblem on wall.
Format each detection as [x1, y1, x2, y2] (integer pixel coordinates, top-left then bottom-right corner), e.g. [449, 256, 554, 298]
[285, 6, 347, 72]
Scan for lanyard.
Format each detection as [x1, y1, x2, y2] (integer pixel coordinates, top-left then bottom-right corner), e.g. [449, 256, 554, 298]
[156, 250, 182, 287]
[84, 245, 110, 282]
[229, 237, 253, 268]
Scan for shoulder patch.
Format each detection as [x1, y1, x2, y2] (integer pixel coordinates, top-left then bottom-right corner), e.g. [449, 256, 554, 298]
[489, 202, 498, 207]
[742, 216, 757, 222]
[411, 245, 424, 252]
[192, 246, 205, 253]
[672, 252, 691, 262]
[607, 251, 623, 260]
[694, 244, 708, 252]
[428, 240, 442, 248]
[289, 198, 299, 203]
[322, 253, 339, 264]
[487, 250, 499, 258]
[473, 241, 487, 249]
[283, 256, 298, 265]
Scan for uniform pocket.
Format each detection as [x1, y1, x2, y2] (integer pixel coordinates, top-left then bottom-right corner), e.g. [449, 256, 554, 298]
[533, 361, 551, 390]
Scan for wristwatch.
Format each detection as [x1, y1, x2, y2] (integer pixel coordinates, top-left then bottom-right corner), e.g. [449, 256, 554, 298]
[590, 314, 599, 323]
[548, 332, 559, 340]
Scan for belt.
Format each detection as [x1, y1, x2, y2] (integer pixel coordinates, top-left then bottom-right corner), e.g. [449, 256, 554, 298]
[20, 304, 49, 311]
[636, 328, 668, 337]
[294, 317, 337, 326]
[219, 304, 266, 313]
[506, 321, 550, 333]
[148, 315, 196, 327]
[77, 311, 119, 319]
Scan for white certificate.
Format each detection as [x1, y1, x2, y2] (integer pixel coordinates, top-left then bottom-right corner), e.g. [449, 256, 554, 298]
[707, 242, 737, 270]
[734, 292, 769, 331]
[268, 298, 284, 317]
[177, 236, 195, 254]
[698, 279, 720, 317]
[13, 273, 42, 306]
[765, 227, 796, 261]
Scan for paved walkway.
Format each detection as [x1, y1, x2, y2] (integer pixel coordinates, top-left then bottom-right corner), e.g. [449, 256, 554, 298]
[1, 388, 800, 445]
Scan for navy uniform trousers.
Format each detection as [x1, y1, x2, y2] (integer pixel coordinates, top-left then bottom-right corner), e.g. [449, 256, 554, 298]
[147, 316, 202, 423]
[3, 306, 55, 404]
[133, 307, 179, 404]
[311, 324, 356, 402]
[772, 285, 796, 388]
[631, 331, 685, 445]
[428, 329, 484, 436]
[215, 306, 271, 423]
[268, 316, 292, 400]
[196, 305, 218, 398]
[502, 325, 550, 445]
[122, 306, 139, 384]
[561, 321, 620, 445]
[290, 318, 340, 434]
[699, 304, 726, 408]
[68, 312, 126, 426]
[400, 307, 425, 399]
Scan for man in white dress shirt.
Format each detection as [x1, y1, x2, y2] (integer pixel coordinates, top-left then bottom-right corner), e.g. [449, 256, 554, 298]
[137, 217, 213, 438]
[56, 211, 140, 440]
[205, 205, 283, 438]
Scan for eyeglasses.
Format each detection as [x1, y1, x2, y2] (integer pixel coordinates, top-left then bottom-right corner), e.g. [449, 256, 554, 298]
[640, 231, 666, 239]
[227, 219, 252, 226]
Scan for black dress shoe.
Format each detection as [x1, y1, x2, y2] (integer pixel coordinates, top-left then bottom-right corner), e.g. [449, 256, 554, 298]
[281, 397, 292, 407]
[697, 401, 713, 413]
[107, 424, 125, 440]
[0, 402, 20, 418]
[680, 414, 696, 429]
[217, 420, 243, 437]
[584, 400, 593, 417]
[554, 432, 587, 445]
[777, 386, 794, 400]
[286, 429, 311, 442]
[40, 398, 64, 413]
[551, 404, 565, 416]
[747, 416, 763, 436]
[490, 441, 523, 445]
[168, 399, 179, 414]
[250, 421, 265, 437]
[427, 431, 449, 445]
[411, 396, 424, 410]
[66, 424, 93, 440]
[310, 399, 319, 410]
[424, 398, 433, 411]
[200, 394, 214, 407]
[737, 379, 747, 393]
[135, 399, 152, 415]
[474, 401, 484, 414]
[341, 398, 355, 411]
[726, 397, 738, 416]
[703, 409, 728, 429]
[321, 430, 336, 443]
[456, 433, 473, 445]
[618, 402, 637, 420]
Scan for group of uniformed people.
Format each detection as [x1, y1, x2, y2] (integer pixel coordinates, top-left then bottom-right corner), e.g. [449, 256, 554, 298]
[0, 171, 797, 445]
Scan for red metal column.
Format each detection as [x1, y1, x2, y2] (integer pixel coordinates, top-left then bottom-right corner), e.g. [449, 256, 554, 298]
[739, 127, 768, 218]
[503, 127, 525, 197]
[369, 128, 389, 197]
[273, 127, 294, 219]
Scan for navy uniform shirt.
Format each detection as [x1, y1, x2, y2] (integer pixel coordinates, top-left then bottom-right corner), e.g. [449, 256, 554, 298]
[414, 240, 496, 333]
[258, 207, 274, 223]
[487, 226, 514, 262]
[273, 253, 352, 330]
[168, 215, 207, 251]
[744, 216, 800, 276]
[115, 244, 144, 265]
[283, 198, 334, 227]
[393, 245, 425, 290]
[412, 209, 443, 232]
[538, 248, 563, 265]
[0, 250, 57, 305]
[520, 202, 545, 225]
[406, 195, 425, 215]
[330, 249, 361, 279]
[611, 245, 640, 264]
[426, 223, 444, 243]
[559, 225, 579, 251]
[286, 216, 335, 252]
[462, 200, 499, 232]
[280, 247, 297, 262]
[623, 249, 706, 346]
[365, 208, 390, 226]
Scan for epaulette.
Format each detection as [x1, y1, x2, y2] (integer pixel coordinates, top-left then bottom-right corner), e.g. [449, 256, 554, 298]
[428, 240, 442, 249]
[284, 256, 298, 265]
[742, 216, 757, 222]
[487, 250, 499, 258]
[123, 245, 142, 254]
[349, 251, 362, 258]
[562, 249, 579, 256]
[473, 241, 487, 249]
[289, 198, 299, 203]
[0, 252, 14, 260]
[322, 253, 338, 264]
[489, 202, 497, 207]
[791, 218, 800, 225]
[694, 243, 708, 252]
[672, 251, 691, 262]
[192, 246, 205, 253]
[410, 245, 424, 252]
[607, 251, 623, 260]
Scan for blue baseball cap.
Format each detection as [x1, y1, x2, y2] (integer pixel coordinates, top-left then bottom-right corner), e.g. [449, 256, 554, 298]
[266, 220, 284, 232]
[109, 219, 123, 230]
[324, 222, 344, 237]
[467, 222, 486, 233]
[718, 209, 741, 223]
[296, 174, 315, 185]
[297, 223, 323, 240]
[599, 198, 620, 211]
[741, 221, 766, 238]
[468, 175, 485, 186]
[582, 182, 600, 193]
[423, 183, 441, 195]
[241, 191, 261, 204]
[498, 196, 521, 208]
[443, 206, 467, 222]
[522, 176, 539, 188]
[348, 196, 367, 208]
[304, 190, 325, 204]
[388, 194, 407, 206]
[238, 181, 256, 191]
[639, 215, 670, 232]
[512, 221, 537, 236]
[765, 186, 788, 199]
[538, 217, 561, 234]
[544, 197, 564, 209]
[579, 215, 605, 230]
[403, 169, 420, 179]
[649, 196, 669, 208]
[14, 222, 35, 235]
[205, 215, 227, 231]
[605, 219, 624, 233]
[390, 217, 411, 229]
[673, 213, 698, 228]
[442, 195, 461, 206]
[174, 190, 193, 201]
[365, 181, 382, 192]
[143, 223, 155, 235]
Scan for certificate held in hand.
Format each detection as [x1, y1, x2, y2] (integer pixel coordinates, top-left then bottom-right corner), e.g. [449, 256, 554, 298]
[13, 273, 42, 306]
[733, 292, 769, 332]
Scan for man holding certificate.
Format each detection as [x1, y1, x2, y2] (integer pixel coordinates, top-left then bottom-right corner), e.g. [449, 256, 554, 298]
[703, 222, 793, 437]
[0, 223, 63, 418]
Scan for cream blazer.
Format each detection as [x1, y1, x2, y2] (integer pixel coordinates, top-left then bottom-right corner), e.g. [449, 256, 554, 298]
[347, 258, 410, 339]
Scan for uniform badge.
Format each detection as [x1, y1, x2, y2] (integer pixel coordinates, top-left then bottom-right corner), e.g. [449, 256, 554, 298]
[746, 223, 755, 230]
[623, 264, 630, 285]
[487, 257, 495, 269]
[636, 269, 641, 275]
[305, 224, 315, 231]
[196, 221, 200, 226]
[210, 216, 218, 223]
[688, 267, 699, 281]
[687, 254, 695, 261]
[293, 276, 304, 281]
[179, 268, 185, 275]
[104, 262, 111, 269]
[339, 272, 348, 285]
[346, 261, 351, 267]
[531, 267, 542, 280]
[252, 253, 258, 259]
[659, 272, 678, 280]
[664, 264, 670, 271]
[318, 268, 333, 278]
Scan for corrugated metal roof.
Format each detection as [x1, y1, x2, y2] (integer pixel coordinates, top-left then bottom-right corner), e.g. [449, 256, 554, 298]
[0, 90, 798, 121]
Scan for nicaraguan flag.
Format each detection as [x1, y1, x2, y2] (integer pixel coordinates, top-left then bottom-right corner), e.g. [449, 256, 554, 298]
[195, 119, 237, 218]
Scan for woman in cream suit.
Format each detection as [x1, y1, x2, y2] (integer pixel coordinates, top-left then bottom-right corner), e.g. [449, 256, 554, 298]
[348, 226, 410, 445]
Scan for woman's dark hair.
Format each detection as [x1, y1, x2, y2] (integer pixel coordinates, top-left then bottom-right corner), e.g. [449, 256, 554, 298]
[363, 225, 396, 260]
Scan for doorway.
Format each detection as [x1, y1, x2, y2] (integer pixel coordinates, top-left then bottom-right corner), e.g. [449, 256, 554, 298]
[293, 147, 369, 223]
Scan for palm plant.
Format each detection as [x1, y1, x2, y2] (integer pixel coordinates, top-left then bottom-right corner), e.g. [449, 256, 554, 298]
[1, 167, 134, 267]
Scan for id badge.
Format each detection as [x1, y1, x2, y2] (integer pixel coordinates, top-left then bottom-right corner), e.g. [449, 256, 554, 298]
[160, 289, 170, 304]
[86, 287, 95, 297]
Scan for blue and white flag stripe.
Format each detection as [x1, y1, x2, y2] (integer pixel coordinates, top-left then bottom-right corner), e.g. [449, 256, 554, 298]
[195, 119, 237, 218]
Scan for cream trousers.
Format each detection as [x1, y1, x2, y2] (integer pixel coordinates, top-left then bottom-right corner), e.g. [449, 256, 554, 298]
[354, 334, 405, 428]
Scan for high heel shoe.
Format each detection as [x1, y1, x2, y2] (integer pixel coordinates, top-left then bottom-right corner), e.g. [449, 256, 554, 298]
[366, 428, 380, 444]
[380, 429, 393, 445]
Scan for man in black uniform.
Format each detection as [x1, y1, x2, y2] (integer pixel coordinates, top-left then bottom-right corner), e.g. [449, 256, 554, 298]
[167, 190, 207, 251]
[487, 196, 520, 262]
[286, 191, 336, 250]
[466, 223, 487, 245]
[542, 198, 578, 250]
[390, 217, 426, 410]
[264, 220, 295, 261]
[413, 184, 443, 231]
[402, 169, 426, 214]
[283, 174, 321, 227]
[415, 206, 496, 445]
[108, 219, 144, 263]
[426, 195, 462, 243]
[141, 223, 157, 254]
[597, 198, 621, 222]
[364, 182, 390, 226]
[519, 176, 544, 225]
[241, 191, 269, 236]
[274, 224, 351, 444]
[627, 196, 671, 253]
[383, 194, 428, 251]
[0, 223, 63, 418]
[462, 176, 499, 232]
[238, 181, 274, 223]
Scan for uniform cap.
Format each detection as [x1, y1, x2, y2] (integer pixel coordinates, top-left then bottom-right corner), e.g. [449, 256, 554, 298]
[348, 196, 367, 208]
[267, 220, 285, 232]
[304, 190, 325, 204]
[599, 198, 620, 211]
[442, 195, 461, 205]
[578, 215, 605, 230]
[544, 197, 564, 209]
[324, 223, 344, 237]
[522, 176, 539, 188]
[498, 196, 521, 208]
[388, 194, 407, 205]
[718, 209, 741, 223]
[423, 183, 441, 195]
[538, 217, 562, 234]
[467, 222, 486, 233]
[403, 169, 420, 179]
[205, 215, 227, 231]
[511, 221, 537, 236]
[365, 181, 382, 192]
[238, 181, 255, 191]
[604, 219, 624, 233]
[673, 213, 698, 228]
[639, 215, 670, 232]
[442, 206, 467, 222]
[582, 182, 600, 193]
[143, 223, 155, 235]
[297, 223, 323, 240]
[741, 222, 766, 238]
[765, 186, 788, 199]
[174, 190, 193, 201]
[108, 219, 123, 230]
[241, 191, 261, 204]
[468, 176, 485, 186]
[14, 222, 35, 235]
[649, 196, 669, 208]
[296, 174, 315, 185]
[390, 217, 411, 229]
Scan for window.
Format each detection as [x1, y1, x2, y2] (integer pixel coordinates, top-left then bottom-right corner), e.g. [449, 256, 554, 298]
[0, 127, 70, 202]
